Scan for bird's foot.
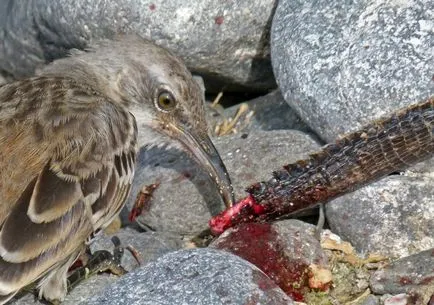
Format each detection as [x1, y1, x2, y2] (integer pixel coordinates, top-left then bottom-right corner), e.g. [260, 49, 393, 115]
[66, 236, 128, 291]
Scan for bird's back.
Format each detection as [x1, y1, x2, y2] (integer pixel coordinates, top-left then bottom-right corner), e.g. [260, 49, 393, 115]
[0, 80, 52, 224]
[0, 75, 138, 303]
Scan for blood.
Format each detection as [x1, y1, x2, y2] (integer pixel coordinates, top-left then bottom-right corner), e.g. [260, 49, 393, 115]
[398, 276, 413, 285]
[68, 259, 84, 271]
[209, 195, 266, 235]
[215, 16, 224, 25]
[128, 182, 160, 222]
[420, 276, 434, 285]
[213, 223, 309, 301]
[128, 207, 141, 222]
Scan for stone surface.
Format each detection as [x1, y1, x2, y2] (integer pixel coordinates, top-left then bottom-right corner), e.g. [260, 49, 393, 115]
[207, 90, 313, 137]
[271, 0, 434, 141]
[89, 248, 294, 305]
[360, 294, 380, 305]
[216, 130, 321, 201]
[382, 294, 410, 305]
[326, 175, 434, 258]
[210, 220, 330, 302]
[0, 0, 278, 92]
[90, 227, 183, 272]
[127, 129, 321, 235]
[370, 249, 434, 303]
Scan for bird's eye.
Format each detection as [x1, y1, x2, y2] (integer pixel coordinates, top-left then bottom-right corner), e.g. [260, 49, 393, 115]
[155, 90, 177, 112]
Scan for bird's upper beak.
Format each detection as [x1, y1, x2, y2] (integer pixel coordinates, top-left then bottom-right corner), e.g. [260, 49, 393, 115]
[168, 123, 235, 208]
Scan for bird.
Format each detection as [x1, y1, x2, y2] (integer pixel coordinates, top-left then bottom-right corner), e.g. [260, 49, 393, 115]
[0, 35, 234, 304]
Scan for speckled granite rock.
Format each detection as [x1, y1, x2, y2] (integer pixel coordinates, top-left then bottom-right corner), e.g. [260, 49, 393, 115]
[215, 130, 320, 200]
[90, 227, 183, 272]
[326, 175, 434, 258]
[210, 220, 330, 301]
[89, 248, 294, 305]
[207, 90, 313, 137]
[0, 0, 277, 92]
[381, 294, 411, 305]
[128, 130, 321, 235]
[271, 0, 434, 141]
[370, 249, 434, 304]
[360, 295, 380, 305]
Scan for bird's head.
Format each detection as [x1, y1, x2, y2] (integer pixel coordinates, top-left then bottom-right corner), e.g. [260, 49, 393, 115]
[43, 36, 235, 208]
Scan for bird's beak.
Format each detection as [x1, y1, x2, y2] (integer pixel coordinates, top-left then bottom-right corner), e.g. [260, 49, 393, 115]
[168, 123, 235, 208]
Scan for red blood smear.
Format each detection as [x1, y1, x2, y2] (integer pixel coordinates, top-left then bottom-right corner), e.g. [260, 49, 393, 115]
[213, 223, 308, 301]
[128, 207, 141, 222]
[420, 276, 434, 285]
[68, 258, 84, 271]
[209, 195, 266, 235]
[149, 3, 156, 10]
[215, 16, 224, 25]
[398, 276, 413, 285]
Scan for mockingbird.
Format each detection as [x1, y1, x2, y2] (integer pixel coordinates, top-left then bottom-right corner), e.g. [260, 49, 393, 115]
[0, 36, 234, 304]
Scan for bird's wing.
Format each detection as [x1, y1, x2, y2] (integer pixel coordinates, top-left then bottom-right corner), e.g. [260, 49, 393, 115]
[0, 76, 138, 295]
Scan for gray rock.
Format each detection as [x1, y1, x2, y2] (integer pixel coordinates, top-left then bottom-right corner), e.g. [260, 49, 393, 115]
[326, 175, 434, 258]
[360, 295, 380, 305]
[216, 130, 321, 200]
[0, 0, 278, 92]
[371, 249, 434, 303]
[210, 219, 327, 265]
[90, 227, 183, 272]
[89, 248, 294, 305]
[271, 0, 434, 141]
[128, 130, 321, 235]
[210, 220, 329, 299]
[207, 90, 313, 137]
[273, 220, 328, 265]
[405, 156, 434, 175]
[380, 294, 412, 305]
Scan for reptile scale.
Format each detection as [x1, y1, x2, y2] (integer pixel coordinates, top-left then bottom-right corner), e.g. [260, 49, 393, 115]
[210, 96, 434, 235]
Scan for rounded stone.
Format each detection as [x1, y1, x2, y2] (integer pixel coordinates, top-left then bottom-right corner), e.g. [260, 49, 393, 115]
[271, 0, 434, 141]
[0, 0, 278, 92]
[89, 248, 294, 305]
[326, 175, 434, 258]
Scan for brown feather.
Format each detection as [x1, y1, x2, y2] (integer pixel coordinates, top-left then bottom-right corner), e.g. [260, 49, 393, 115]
[0, 76, 138, 299]
[28, 163, 83, 223]
[0, 198, 92, 295]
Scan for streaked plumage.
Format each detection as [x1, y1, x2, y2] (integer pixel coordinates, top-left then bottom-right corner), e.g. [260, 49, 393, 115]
[0, 36, 233, 304]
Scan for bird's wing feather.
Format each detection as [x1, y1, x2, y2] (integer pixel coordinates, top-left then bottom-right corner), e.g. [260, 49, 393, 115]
[0, 76, 137, 294]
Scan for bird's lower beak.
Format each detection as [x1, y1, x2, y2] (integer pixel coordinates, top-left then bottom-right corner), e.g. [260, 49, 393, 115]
[168, 124, 235, 208]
